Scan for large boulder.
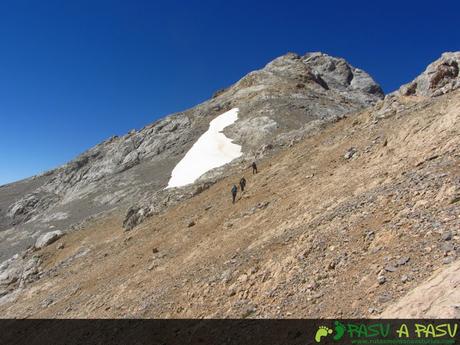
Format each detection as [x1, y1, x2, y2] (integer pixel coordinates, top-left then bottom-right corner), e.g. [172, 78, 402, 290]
[35, 230, 63, 249]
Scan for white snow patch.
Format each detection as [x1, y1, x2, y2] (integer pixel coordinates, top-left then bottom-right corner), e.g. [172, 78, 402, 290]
[167, 108, 242, 188]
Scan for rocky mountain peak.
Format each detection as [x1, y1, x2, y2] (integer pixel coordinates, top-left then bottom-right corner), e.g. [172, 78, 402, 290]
[232, 51, 384, 106]
[303, 52, 384, 97]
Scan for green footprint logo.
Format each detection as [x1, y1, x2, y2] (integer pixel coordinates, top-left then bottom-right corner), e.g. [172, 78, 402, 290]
[314, 326, 333, 343]
[333, 321, 345, 341]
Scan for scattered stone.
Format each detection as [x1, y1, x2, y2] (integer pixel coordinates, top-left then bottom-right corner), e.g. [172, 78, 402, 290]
[396, 257, 410, 266]
[152, 248, 159, 254]
[306, 282, 318, 290]
[442, 242, 454, 253]
[227, 286, 237, 297]
[328, 260, 336, 270]
[442, 257, 455, 265]
[441, 231, 453, 241]
[221, 270, 233, 284]
[241, 305, 256, 318]
[377, 275, 386, 285]
[344, 147, 357, 159]
[257, 201, 270, 209]
[364, 230, 375, 242]
[378, 293, 392, 303]
[41, 298, 54, 308]
[384, 265, 397, 273]
[148, 262, 158, 271]
[187, 220, 196, 228]
[311, 292, 324, 300]
[224, 222, 233, 229]
[449, 196, 460, 204]
[57, 243, 65, 250]
[243, 201, 270, 216]
[238, 274, 248, 283]
[401, 275, 409, 283]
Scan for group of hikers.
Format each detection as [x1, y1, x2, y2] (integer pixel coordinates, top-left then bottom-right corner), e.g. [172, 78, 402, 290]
[231, 162, 258, 204]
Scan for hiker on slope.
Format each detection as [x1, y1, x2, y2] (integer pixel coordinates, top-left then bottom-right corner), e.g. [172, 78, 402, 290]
[239, 177, 246, 192]
[231, 184, 238, 204]
[251, 161, 258, 174]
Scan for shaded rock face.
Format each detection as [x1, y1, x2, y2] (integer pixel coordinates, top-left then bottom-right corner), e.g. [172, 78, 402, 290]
[398, 52, 460, 97]
[0, 51, 384, 259]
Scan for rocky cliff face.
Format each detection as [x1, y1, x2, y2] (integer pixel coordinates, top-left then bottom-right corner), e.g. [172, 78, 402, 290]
[398, 52, 460, 97]
[0, 52, 383, 262]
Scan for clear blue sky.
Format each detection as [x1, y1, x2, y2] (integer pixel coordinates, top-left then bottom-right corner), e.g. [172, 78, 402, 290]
[1, 0, 459, 185]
